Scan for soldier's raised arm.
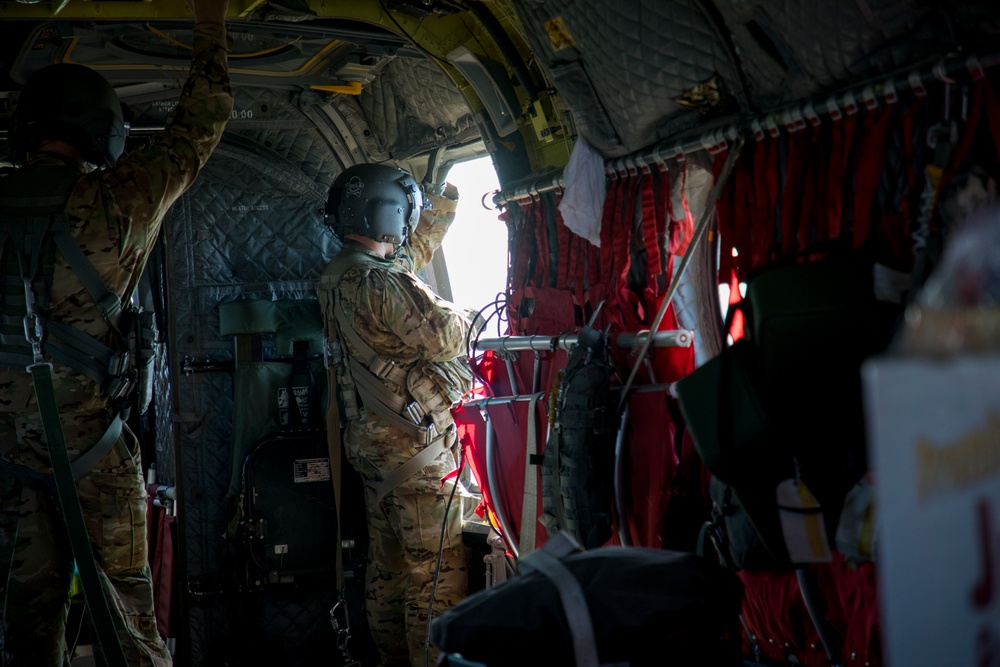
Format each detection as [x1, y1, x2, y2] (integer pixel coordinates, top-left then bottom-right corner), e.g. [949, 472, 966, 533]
[67, 0, 234, 264]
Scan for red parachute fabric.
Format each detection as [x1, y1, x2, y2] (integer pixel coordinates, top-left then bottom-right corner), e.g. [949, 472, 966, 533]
[620, 389, 678, 548]
[146, 485, 176, 639]
[738, 554, 881, 666]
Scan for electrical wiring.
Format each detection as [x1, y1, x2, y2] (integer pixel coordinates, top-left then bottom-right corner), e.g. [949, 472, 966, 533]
[464, 292, 510, 391]
[424, 453, 466, 667]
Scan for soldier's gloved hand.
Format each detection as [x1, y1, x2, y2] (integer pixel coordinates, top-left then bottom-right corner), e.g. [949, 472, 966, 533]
[422, 180, 446, 197]
[466, 308, 488, 336]
[425, 180, 460, 202]
[189, 0, 229, 24]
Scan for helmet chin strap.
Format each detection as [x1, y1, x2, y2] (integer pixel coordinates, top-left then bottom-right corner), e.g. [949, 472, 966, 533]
[33, 141, 93, 172]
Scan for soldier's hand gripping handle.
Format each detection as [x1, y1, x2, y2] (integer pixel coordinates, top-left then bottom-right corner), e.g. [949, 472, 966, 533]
[189, 0, 229, 25]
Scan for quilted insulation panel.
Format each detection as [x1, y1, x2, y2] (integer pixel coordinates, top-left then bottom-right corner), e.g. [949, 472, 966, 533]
[507, 0, 994, 158]
[136, 84, 345, 664]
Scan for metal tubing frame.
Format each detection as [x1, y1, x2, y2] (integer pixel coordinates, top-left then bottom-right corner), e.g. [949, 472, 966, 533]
[471, 379, 675, 554]
[473, 392, 548, 559]
[494, 50, 1000, 207]
[473, 329, 693, 354]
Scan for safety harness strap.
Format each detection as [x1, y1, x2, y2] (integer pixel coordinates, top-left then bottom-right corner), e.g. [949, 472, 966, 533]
[347, 355, 426, 440]
[334, 300, 408, 388]
[30, 363, 128, 667]
[323, 246, 451, 516]
[322, 319, 357, 664]
[367, 431, 450, 506]
[0, 415, 131, 494]
[69, 415, 125, 478]
[0, 164, 130, 665]
[46, 321, 122, 377]
[51, 224, 122, 320]
[325, 249, 409, 384]
[325, 251, 435, 421]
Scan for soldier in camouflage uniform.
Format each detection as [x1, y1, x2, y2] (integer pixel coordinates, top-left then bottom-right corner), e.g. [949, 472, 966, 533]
[318, 164, 477, 667]
[0, 1, 232, 665]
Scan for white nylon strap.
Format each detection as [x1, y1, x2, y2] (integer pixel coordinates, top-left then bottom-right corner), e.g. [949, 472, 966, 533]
[519, 392, 544, 555]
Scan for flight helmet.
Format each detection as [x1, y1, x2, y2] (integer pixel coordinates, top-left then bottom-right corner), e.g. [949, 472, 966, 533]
[325, 163, 424, 246]
[8, 63, 128, 168]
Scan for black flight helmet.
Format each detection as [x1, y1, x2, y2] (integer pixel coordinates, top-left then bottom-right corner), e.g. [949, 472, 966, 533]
[8, 63, 128, 168]
[325, 163, 424, 246]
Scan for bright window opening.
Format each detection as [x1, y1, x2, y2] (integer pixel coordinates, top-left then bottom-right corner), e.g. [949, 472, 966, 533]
[440, 156, 508, 316]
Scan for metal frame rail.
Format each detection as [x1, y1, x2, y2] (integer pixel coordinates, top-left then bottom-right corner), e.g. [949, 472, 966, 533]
[494, 50, 1000, 207]
[465, 330, 692, 558]
[473, 330, 692, 396]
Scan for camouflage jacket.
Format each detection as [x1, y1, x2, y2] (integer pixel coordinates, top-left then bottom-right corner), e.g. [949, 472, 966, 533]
[0, 23, 233, 418]
[319, 185, 476, 415]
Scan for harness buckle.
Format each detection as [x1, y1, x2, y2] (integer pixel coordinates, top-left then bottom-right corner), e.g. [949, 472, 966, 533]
[97, 293, 123, 320]
[424, 421, 441, 446]
[108, 351, 130, 377]
[325, 340, 343, 369]
[105, 376, 134, 402]
[404, 401, 425, 425]
[22, 313, 45, 366]
[25, 360, 53, 373]
[369, 357, 396, 380]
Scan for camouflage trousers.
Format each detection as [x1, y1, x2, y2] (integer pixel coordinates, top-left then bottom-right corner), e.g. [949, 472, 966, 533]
[0, 410, 171, 667]
[345, 418, 468, 667]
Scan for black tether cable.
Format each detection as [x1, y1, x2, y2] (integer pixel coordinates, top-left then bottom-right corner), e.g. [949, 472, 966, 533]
[31, 363, 129, 667]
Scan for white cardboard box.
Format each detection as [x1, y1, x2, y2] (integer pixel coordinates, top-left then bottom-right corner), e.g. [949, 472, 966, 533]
[864, 355, 1000, 667]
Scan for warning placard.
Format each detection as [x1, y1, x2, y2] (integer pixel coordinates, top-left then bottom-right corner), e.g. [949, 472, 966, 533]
[293, 458, 331, 483]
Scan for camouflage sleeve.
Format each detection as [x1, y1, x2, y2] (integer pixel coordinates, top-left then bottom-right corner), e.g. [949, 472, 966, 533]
[403, 183, 459, 271]
[374, 267, 473, 363]
[66, 22, 233, 269]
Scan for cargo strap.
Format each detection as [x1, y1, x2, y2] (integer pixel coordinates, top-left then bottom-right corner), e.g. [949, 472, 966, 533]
[618, 135, 744, 412]
[518, 392, 543, 555]
[30, 362, 128, 667]
[850, 105, 896, 250]
[519, 533, 598, 667]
